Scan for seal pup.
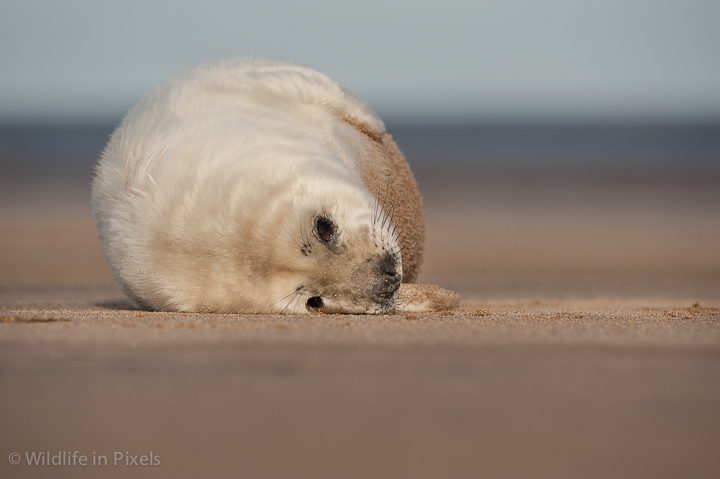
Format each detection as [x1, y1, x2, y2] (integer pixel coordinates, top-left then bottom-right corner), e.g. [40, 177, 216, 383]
[92, 57, 458, 314]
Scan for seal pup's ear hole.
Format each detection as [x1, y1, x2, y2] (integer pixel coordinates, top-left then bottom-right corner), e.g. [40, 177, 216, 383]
[314, 216, 336, 243]
[306, 296, 323, 311]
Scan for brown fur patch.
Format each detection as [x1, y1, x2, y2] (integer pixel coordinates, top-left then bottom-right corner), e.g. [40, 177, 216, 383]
[342, 116, 426, 283]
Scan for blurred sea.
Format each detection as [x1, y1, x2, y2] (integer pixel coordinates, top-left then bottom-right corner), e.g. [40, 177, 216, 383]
[1, 122, 719, 179]
[2, 121, 719, 284]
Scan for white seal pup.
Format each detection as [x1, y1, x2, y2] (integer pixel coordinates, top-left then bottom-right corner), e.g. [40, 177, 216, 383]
[92, 58, 458, 314]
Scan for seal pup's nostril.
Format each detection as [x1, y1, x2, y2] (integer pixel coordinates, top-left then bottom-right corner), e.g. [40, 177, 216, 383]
[373, 251, 402, 306]
[378, 252, 401, 284]
[384, 269, 401, 286]
[306, 296, 323, 311]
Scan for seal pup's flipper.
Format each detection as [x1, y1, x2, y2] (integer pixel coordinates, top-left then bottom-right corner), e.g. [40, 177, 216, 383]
[396, 283, 460, 312]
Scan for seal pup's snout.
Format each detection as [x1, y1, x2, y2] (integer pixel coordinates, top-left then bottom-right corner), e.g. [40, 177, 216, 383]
[373, 252, 402, 304]
[379, 251, 401, 282]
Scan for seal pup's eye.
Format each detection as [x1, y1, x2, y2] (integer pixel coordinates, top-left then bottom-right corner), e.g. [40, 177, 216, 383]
[306, 296, 323, 311]
[314, 216, 336, 243]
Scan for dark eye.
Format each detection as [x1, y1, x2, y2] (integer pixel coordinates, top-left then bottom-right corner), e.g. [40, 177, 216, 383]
[314, 216, 335, 243]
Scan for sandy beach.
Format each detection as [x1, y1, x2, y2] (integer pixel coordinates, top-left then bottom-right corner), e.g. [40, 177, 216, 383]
[1, 164, 719, 478]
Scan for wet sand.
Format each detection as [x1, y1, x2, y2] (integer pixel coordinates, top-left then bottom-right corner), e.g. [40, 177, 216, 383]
[1, 166, 719, 478]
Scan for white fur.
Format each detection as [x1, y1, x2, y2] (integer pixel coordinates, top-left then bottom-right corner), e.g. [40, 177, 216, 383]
[92, 58, 401, 313]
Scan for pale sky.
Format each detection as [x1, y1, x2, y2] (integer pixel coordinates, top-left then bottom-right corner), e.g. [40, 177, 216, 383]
[2, 0, 719, 124]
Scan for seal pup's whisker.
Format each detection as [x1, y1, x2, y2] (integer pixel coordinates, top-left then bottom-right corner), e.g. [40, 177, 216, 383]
[278, 286, 305, 314]
[283, 292, 301, 315]
[272, 285, 304, 309]
[283, 225, 309, 256]
[379, 177, 391, 226]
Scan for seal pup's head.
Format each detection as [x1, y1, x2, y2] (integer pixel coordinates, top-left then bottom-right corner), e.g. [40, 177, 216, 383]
[264, 175, 403, 315]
